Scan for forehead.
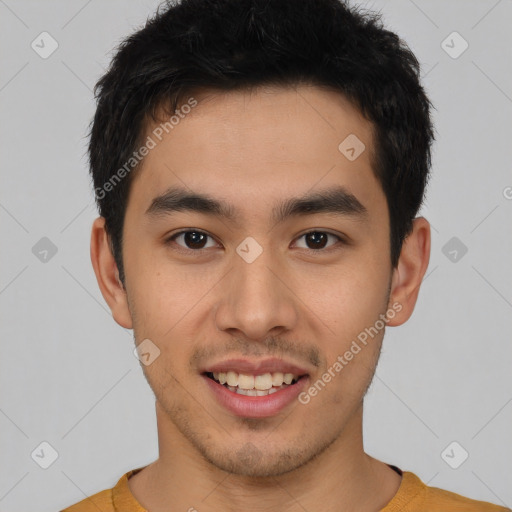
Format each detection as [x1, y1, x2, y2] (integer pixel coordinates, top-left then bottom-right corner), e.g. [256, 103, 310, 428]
[127, 84, 383, 220]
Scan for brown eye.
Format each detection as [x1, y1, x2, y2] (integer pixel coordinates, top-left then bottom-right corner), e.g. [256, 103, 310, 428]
[168, 230, 217, 251]
[295, 231, 342, 251]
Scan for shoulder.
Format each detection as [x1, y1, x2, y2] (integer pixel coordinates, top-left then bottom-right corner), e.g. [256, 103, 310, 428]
[398, 471, 510, 512]
[60, 488, 114, 512]
[60, 467, 147, 512]
[423, 482, 510, 511]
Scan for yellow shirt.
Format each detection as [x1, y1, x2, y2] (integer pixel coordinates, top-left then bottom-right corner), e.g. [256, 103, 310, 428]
[61, 465, 510, 511]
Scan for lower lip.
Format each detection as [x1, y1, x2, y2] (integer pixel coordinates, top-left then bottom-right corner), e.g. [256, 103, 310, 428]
[203, 374, 309, 418]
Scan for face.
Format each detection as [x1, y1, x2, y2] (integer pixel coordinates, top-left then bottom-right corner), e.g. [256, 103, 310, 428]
[110, 85, 399, 476]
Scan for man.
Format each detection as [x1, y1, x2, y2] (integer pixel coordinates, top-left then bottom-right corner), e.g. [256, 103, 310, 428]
[62, 0, 510, 510]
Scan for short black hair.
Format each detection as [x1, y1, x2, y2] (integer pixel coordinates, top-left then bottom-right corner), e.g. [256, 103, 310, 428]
[89, 0, 435, 286]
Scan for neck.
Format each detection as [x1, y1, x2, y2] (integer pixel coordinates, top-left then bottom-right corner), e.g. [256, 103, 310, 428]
[128, 402, 401, 512]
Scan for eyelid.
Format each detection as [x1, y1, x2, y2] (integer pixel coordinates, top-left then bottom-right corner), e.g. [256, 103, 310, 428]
[165, 228, 348, 253]
[292, 230, 346, 251]
[294, 228, 347, 241]
[165, 229, 220, 251]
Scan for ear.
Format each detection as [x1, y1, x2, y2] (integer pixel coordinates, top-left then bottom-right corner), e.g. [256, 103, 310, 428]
[386, 217, 431, 327]
[90, 216, 133, 329]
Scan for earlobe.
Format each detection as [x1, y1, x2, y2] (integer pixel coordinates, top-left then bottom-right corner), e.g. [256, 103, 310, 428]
[387, 217, 431, 327]
[90, 217, 133, 329]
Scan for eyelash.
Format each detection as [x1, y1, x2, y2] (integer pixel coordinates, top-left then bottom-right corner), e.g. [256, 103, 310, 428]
[164, 229, 346, 254]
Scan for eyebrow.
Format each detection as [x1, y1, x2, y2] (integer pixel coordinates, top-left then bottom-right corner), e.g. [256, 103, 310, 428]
[145, 185, 368, 225]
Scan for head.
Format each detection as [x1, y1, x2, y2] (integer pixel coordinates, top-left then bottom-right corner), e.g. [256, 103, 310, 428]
[90, 0, 433, 477]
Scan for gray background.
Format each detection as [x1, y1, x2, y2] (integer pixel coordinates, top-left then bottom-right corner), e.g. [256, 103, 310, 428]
[1, 0, 511, 510]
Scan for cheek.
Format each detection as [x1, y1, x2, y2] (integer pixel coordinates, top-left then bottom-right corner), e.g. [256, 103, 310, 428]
[302, 260, 389, 332]
[296, 258, 389, 393]
[127, 253, 220, 350]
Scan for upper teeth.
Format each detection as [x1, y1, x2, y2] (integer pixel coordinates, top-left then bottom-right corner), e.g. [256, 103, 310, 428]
[213, 371, 299, 390]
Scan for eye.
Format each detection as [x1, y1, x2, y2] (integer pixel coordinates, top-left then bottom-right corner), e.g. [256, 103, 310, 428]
[166, 230, 219, 251]
[293, 231, 343, 251]
[165, 229, 345, 254]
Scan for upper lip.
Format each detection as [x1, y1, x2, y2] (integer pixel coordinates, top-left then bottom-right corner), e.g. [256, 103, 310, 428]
[201, 358, 310, 376]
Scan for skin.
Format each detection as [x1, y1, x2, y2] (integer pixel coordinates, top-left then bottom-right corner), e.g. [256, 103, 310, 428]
[91, 84, 430, 511]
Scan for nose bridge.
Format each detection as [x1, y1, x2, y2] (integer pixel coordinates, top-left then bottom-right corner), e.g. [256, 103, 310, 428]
[214, 239, 298, 340]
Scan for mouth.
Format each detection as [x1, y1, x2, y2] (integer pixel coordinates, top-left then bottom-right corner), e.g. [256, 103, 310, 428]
[203, 370, 309, 417]
[204, 371, 306, 396]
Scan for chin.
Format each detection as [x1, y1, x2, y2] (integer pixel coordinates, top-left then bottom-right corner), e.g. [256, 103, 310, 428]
[199, 439, 316, 478]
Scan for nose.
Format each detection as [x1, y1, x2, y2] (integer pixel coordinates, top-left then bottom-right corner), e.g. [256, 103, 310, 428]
[214, 246, 299, 342]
